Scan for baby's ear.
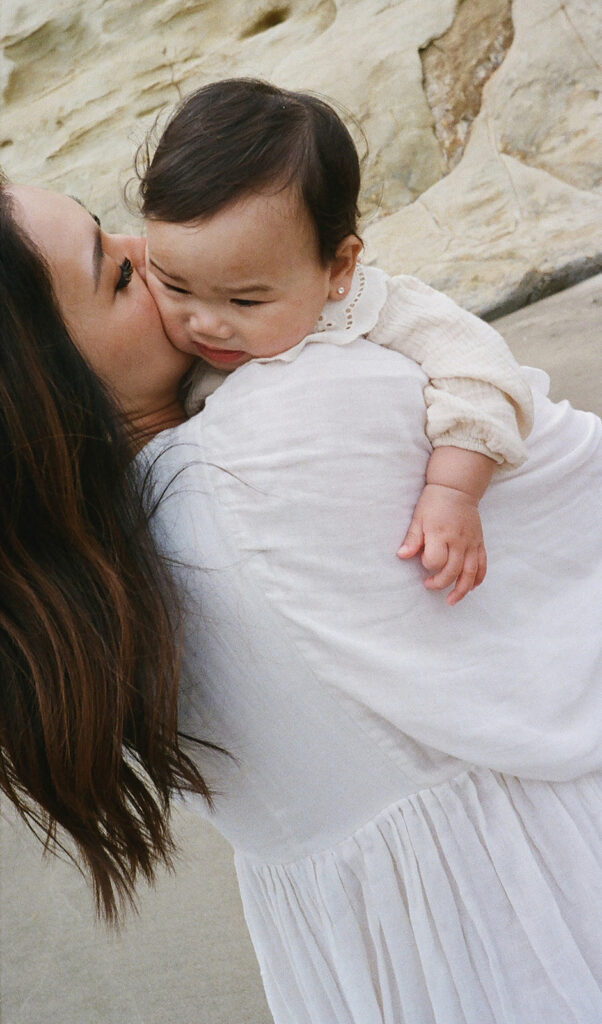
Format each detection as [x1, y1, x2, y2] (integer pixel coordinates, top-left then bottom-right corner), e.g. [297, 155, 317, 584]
[328, 235, 363, 300]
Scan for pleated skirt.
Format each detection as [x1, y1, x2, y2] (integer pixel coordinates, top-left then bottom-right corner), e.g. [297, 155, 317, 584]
[236, 768, 602, 1024]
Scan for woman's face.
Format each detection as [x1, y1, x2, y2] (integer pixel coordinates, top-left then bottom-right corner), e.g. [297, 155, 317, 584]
[10, 186, 194, 425]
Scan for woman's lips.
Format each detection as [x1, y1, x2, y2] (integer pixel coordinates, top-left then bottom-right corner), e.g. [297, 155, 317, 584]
[192, 341, 247, 365]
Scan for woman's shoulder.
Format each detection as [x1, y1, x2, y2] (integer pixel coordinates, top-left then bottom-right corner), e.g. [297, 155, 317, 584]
[139, 337, 429, 537]
[196, 340, 427, 457]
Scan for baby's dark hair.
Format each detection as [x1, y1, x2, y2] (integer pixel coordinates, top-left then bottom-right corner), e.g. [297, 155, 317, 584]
[137, 78, 361, 264]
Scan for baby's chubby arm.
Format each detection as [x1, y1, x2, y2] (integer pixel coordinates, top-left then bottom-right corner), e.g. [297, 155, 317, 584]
[397, 447, 493, 605]
[366, 271, 534, 603]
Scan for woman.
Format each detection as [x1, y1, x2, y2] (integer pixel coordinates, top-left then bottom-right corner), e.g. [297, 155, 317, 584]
[1, 180, 601, 1023]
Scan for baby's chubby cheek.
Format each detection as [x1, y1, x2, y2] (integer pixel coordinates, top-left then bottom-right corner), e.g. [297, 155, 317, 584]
[158, 311, 192, 355]
[145, 277, 184, 348]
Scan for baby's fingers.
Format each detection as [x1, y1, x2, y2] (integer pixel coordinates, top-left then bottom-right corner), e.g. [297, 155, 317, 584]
[474, 545, 487, 588]
[397, 519, 424, 559]
[421, 534, 453, 576]
[446, 550, 481, 605]
[423, 547, 463, 591]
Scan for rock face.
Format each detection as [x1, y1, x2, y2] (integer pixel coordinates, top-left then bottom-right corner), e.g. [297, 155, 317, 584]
[1, 0, 601, 315]
[366, 0, 602, 316]
[421, 0, 515, 174]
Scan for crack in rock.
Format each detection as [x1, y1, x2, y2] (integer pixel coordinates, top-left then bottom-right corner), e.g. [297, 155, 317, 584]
[420, 0, 514, 172]
[483, 256, 602, 321]
[239, 4, 291, 39]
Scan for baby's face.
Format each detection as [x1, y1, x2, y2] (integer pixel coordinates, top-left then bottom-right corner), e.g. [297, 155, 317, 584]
[145, 186, 334, 371]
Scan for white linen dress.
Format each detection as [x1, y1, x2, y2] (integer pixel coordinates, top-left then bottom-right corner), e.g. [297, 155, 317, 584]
[143, 341, 602, 1024]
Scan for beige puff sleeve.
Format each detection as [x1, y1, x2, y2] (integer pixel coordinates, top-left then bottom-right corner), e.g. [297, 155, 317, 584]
[367, 274, 534, 467]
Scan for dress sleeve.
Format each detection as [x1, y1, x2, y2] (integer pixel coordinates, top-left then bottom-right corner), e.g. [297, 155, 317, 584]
[366, 274, 534, 467]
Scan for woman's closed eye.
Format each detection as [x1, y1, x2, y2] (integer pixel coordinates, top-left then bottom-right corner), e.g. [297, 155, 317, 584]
[231, 298, 262, 307]
[115, 258, 133, 292]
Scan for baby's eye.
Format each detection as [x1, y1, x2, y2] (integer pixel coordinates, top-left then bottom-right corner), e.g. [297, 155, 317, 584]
[116, 257, 133, 292]
[231, 298, 261, 307]
[164, 282, 190, 295]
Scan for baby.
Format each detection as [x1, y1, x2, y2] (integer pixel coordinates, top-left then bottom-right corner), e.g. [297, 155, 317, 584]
[138, 78, 533, 605]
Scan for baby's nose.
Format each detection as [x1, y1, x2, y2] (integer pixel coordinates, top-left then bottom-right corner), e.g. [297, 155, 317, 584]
[190, 309, 232, 340]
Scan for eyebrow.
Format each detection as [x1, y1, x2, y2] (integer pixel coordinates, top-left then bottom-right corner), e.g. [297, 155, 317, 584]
[224, 283, 274, 294]
[149, 257, 186, 282]
[92, 225, 103, 292]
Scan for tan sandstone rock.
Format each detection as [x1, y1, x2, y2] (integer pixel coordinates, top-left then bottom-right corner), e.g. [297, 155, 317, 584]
[364, 0, 602, 314]
[0, 0, 453, 224]
[1, 0, 601, 315]
[420, 0, 515, 173]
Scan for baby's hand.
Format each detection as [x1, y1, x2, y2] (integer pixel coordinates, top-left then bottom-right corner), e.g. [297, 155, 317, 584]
[397, 483, 487, 605]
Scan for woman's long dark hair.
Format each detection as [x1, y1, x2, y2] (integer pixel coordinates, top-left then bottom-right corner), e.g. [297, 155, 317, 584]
[0, 181, 213, 922]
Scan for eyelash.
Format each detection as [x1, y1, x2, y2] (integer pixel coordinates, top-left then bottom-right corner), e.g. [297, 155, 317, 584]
[116, 258, 133, 291]
[164, 282, 189, 295]
[162, 282, 260, 306]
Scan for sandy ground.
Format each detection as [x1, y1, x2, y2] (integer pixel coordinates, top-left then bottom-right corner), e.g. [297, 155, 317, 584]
[1, 275, 600, 1024]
